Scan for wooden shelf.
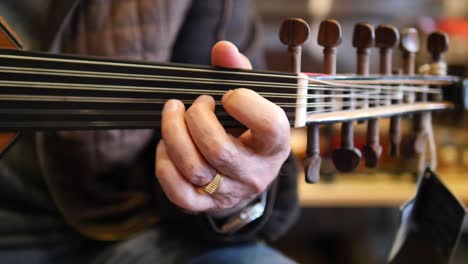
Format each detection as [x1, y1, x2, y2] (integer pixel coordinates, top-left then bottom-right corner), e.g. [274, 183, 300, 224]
[299, 172, 468, 207]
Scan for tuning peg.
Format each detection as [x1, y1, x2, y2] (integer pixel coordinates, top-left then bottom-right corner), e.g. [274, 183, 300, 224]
[363, 25, 398, 167]
[353, 23, 375, 48]
[279, 18, 318, 182]
[332, 123, 362, 172]
[404, 31, 448, 163]
[427, 31, 449, 102]
[304, 125, 321, 183]
[353, 22, 374, 75]
[400, 28, 420, 75]
[318, 19, 342, 74]
[375, 24, 399, 75]
[427, 31, 449, 62]
[318, 19, 341, 112]
[332, 23, 374, 172]
[303, 19, 342, 183]
[279, 18, 311, 74]
[392, 28, 419, 157]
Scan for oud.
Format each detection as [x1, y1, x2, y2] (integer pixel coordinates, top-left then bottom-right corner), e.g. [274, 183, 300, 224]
[0, 18, 465, 182]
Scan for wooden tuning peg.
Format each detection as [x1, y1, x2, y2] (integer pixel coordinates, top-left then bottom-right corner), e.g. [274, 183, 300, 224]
[404, 31, 448, 163]
[427, 32, 449, 104]
[427, 31, 449, 63]
[400, 28, 420, 75]
[392, 28, 419, 157]
[332, 23, 374, 172]
[279, 18, 311, 74]
[362, 25, 398, 167]
[279, 18, 317, 182]
[417, 31, 449, 171]
[332, 121, 362, 172]
[303, 19, 342, 183]
[317, 19, 342, 75]
[375, 25, 399, 75]
[353, 23, 374, 75]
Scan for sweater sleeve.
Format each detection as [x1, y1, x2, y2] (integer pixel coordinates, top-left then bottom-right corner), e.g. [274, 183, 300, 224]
[156, 152, 300, 243]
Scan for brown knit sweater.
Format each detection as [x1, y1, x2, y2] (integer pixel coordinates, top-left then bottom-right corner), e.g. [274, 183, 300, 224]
[0, 0, 300, 244]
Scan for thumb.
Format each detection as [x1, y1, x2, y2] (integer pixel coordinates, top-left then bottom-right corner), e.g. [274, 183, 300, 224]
[211, 41, 252, 70]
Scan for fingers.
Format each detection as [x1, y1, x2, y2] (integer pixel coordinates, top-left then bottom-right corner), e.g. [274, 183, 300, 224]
[155, 140, 214, 211]
[211, 41, 252, 70]
[161, 98, 258, 198]
[222, 89, 291, 154]
[211, 42, 289, 153]
[161, 99, 216, 186]
[184, 95, 274, 194]
[185, 95, 243, 173]
[156, 140, 252, 212]
[156, 42, 286, 215]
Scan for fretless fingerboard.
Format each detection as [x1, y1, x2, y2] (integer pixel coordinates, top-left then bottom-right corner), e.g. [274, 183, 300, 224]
[0, 49, 300, 130]
[0, 49, 460, 131]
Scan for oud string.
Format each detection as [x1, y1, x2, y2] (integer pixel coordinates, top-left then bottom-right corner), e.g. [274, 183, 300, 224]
[0, 65, 446, 95]
[0, 93, 396, 109]
[0, 80, 419, 106]
[0, 50, 451, 118]
[0, 51, 456, 86]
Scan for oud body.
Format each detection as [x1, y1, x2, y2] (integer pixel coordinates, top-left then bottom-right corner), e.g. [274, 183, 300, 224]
[0, 17, 22, 154]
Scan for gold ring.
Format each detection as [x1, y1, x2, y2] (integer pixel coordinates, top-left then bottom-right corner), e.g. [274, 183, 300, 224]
[203, 173, 223, 195]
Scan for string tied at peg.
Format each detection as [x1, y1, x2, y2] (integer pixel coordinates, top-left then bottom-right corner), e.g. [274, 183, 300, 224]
[419, 62, 447, 76]
[419, 31, 449, 77]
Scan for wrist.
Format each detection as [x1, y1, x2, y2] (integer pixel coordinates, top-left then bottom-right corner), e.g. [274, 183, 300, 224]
[207, 195, 257, 219]
[205, 191, 268, 234]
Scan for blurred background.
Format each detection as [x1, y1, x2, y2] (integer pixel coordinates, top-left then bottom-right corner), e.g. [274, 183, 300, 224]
[0, 0, 466, 263]
[252, 0, 468, 263]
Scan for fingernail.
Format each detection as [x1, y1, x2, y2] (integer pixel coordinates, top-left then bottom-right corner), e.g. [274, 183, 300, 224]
[223, 90, 234, 102]
[163, 100, 179, 112]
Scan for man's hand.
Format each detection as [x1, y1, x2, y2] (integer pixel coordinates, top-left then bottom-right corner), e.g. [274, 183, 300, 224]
[155, 41, 291, 216]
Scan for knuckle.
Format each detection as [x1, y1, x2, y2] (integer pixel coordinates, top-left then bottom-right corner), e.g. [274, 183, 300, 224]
[261, 108, 289, 138]
[274, 138, 291, 156]
[185, 164, 211, 186]
[249, 178, 268, 194]
[263, 108, 291, 153]
[271, 108, 290, 135]
[215, 195, 239, 210]
[173, 192, 196, 211]
[207, 142, 237, 169]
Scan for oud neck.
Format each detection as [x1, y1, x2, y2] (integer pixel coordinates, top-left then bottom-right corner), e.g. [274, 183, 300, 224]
[0, 49, 301, 130]
[0, 49, 459, 131]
